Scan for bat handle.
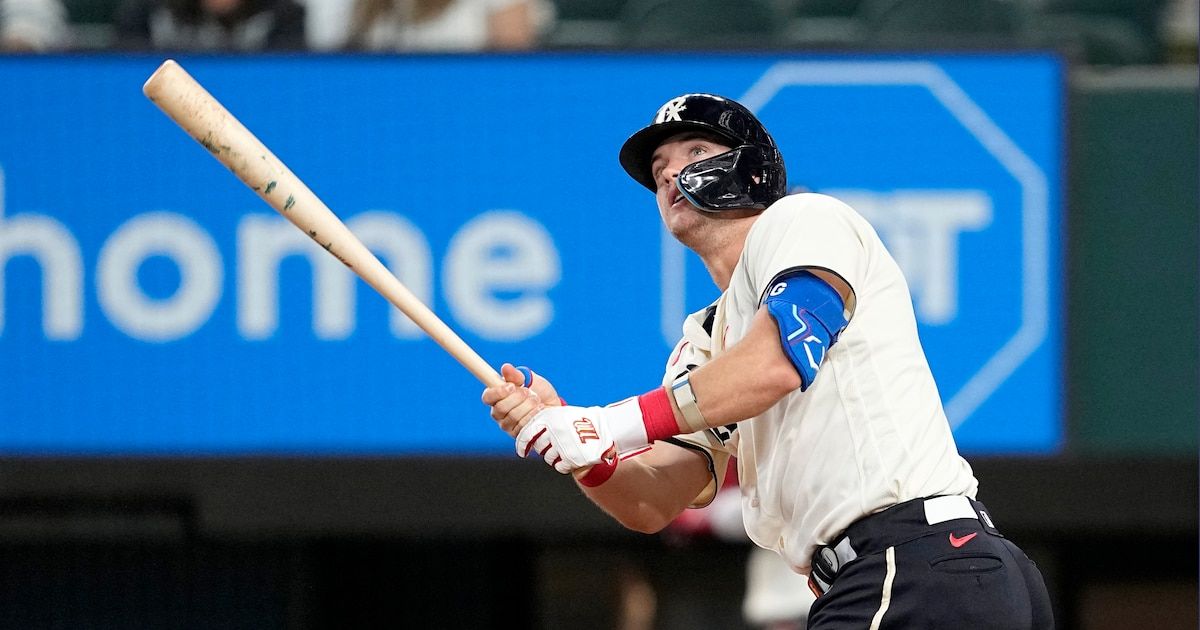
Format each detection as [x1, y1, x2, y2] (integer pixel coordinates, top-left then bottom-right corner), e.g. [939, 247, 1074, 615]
[453, 341, 505, 389]
[383, 283, 503, 388]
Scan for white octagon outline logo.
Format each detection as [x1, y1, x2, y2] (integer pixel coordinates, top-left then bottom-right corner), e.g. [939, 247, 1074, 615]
[660, 61, 1051, 429]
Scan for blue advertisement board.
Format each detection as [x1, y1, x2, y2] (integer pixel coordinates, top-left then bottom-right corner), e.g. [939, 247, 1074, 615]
[0, 53, 1062, 455]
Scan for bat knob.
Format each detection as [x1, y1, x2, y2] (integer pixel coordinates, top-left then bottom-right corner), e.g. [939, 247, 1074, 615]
[515, 366, 534, 388]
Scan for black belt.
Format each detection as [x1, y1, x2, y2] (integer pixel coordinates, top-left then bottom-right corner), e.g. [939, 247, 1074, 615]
[808, 495, 1002, 597]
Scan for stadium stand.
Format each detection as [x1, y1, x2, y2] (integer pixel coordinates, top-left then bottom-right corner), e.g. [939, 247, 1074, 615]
[62, 0, 120, 47]
[617, 0, 783, 48]
[541, 0, 625, 47]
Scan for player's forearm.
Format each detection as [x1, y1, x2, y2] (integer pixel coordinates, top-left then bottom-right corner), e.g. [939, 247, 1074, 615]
[575, 447, 712, 534]
[502, 310, 797, 485]
[543, 308, 797, 459]
[682, 307, 800, 428]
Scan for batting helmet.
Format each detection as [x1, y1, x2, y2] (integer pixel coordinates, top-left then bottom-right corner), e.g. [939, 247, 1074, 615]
[618, 93, 787, 212]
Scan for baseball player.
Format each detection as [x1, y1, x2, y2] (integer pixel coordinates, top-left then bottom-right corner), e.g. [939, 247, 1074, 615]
[482, 93, 1053, 628]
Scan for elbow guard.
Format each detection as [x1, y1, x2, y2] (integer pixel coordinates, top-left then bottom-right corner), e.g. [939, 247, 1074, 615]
[762, 270, 849, 391]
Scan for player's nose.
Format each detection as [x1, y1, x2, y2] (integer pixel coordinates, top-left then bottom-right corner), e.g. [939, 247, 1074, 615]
[657, 162, 682, 190]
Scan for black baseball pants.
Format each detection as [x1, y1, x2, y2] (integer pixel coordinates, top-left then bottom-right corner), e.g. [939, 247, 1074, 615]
[807, 499, 1054, 629]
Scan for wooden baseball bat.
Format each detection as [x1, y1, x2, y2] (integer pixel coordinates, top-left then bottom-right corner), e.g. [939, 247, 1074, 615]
[143, 59, 504, 388]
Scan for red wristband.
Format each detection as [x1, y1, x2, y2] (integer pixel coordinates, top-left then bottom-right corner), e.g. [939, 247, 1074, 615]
[577, 450, 618, 487]
[637, 387, 681, 442]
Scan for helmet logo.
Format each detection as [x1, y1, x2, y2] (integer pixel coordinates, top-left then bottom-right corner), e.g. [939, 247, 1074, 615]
[655, 97, 688, 123]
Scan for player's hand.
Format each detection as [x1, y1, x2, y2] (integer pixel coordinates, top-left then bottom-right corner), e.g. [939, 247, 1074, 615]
[481, 364, 561, 437]
[516, 405, 618, 474]
[508, 363, 561, 408]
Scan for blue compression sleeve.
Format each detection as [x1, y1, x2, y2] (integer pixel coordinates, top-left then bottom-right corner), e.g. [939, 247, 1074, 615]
[761, 270, 849, 391]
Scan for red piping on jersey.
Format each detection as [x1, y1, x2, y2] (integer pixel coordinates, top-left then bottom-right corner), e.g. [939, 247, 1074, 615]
[670, 341, 690, 366]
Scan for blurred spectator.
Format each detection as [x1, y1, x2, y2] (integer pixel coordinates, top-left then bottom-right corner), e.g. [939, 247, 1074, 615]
[1, 0, 67, 51]
[114, 0, 306, 50]
[1160, 0, 1198, 61]
[665, 461, 815, 630]
[302, 0, 553, 51]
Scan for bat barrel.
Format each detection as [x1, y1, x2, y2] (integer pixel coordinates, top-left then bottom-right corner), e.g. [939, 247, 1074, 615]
[143, 60, 504, 389]
[143, 60, 318, 239]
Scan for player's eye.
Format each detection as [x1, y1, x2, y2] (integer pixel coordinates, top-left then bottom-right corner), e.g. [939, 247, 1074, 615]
[690, 144, 709, 157]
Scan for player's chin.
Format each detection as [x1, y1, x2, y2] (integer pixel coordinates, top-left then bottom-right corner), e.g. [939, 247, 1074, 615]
[662, 214, 704, 244]
[658, 207, 683, 229]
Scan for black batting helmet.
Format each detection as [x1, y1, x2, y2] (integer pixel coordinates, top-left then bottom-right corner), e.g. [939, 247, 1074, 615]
[618, 93, 787, 212]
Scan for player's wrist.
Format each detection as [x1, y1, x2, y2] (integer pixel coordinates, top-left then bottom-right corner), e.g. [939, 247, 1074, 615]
[604, 397, 652, 452]
[638, 387, 684, 442]
[604, 388, 683, 453]
[574, 453, 618, 487]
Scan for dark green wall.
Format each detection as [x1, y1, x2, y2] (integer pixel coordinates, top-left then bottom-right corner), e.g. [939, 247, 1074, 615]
[1068, 68, 1198, 454]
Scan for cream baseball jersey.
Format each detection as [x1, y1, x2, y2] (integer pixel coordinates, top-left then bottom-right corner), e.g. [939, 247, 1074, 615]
[663, 193, 978, 574]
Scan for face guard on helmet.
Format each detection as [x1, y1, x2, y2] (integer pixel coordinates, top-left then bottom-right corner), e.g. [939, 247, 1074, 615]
[618, 93, 787, 213]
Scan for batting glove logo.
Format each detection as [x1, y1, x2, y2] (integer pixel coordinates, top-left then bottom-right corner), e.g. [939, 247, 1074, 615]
[573, 418, 600, 443]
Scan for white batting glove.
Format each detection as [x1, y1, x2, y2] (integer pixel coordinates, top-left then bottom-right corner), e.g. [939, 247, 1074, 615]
[515, 399, 648, 474]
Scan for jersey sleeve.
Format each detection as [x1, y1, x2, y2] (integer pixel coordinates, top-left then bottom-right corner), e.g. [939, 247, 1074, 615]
[660, 311, 737, 508]
[744, 193, 868, 302]
[665, 431, 734, 508]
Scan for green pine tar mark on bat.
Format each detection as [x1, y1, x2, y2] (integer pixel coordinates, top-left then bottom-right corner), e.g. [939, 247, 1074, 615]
[199, 132, 218, 154]
[284, 195, 295, 211]
[198, 132, 232, 156]
[265, 181, 277, 194]
[327, 244, 352, 268]
[307, 230, 350, 267]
